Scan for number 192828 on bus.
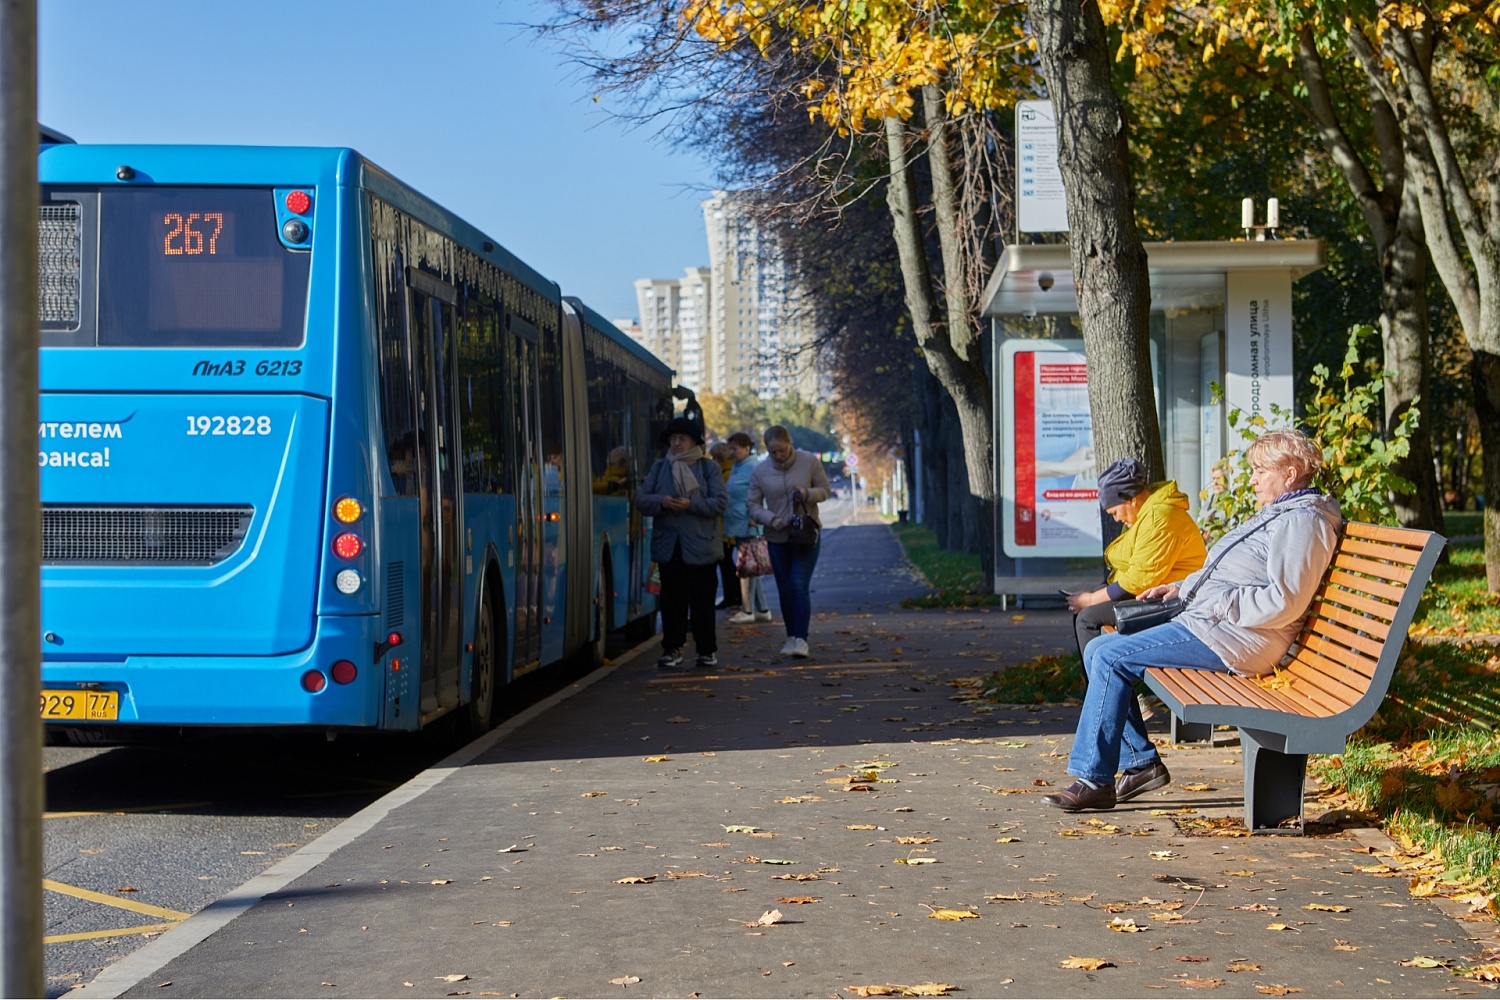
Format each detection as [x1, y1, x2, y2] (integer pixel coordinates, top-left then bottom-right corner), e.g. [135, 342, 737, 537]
[37, 136, 672, 739]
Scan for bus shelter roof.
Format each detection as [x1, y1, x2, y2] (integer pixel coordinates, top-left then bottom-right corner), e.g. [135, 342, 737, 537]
[979, 239, 1326, 318]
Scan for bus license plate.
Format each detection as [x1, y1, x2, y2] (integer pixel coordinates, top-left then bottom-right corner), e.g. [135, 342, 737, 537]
[40, 689, 119, 721]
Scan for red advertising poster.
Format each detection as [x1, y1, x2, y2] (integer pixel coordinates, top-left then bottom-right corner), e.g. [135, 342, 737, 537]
[1005, 346, 1099, 557]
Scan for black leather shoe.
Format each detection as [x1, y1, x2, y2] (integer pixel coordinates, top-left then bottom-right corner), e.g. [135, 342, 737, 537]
[715, 600, 736, 610]
[1116, 760, 1171, 802]
[1041, 780, 1116, 812]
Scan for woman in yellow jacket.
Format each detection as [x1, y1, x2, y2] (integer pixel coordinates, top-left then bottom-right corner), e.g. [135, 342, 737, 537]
[1067, 457, 1207, 655]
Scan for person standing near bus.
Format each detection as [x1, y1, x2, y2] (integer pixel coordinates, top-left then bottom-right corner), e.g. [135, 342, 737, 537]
[709, 441, 740, 610]
[637, 418, 728, 669]
[724, 431, 772, 625]
[746, 425, 830, 658]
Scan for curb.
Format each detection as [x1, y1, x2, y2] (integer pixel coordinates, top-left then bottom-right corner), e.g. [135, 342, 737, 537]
[72, 637, 659, 1000]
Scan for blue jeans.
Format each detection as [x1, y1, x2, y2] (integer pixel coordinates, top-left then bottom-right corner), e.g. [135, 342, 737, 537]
[767, 540, 820, 639]
[1068, 621, 1229, 785]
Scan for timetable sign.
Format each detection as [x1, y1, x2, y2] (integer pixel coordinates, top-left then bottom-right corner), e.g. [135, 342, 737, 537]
[1016, 100, 1069, 234]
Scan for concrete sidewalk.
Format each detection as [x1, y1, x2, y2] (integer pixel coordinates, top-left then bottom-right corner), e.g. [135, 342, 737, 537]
[97, 522, 1495, 998]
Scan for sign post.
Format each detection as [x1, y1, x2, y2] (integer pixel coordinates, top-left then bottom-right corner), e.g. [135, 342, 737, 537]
[0, 1, 43, 994]
[1016, 100, 1069, 235]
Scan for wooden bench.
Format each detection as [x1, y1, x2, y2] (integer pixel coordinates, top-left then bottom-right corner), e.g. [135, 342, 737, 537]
[1142, 522, 1446, 833]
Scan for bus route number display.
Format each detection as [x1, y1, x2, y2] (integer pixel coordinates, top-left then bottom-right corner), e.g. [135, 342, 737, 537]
[163, 212, 225, 255]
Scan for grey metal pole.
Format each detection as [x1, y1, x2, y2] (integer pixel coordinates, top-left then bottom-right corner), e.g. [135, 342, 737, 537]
[0, 0, 42, 994]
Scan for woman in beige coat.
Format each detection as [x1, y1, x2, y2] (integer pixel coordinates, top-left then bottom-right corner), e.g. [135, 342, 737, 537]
[746, 425, 830, 658]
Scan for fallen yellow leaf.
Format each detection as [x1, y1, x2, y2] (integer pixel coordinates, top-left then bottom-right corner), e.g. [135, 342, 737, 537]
[1302, 903, 1351, 912]
[927, 908, 980, 921]
[1060, 956, 1114, 970]
[1108, 918, 1144, 932]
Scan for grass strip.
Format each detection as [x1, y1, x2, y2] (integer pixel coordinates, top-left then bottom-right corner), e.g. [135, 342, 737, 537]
[889, 521, 997, 607]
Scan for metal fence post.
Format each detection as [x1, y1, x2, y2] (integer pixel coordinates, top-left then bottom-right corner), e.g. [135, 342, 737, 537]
[0, 0, 42, 994]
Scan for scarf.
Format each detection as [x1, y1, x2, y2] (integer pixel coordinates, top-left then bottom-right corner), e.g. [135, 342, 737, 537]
[668, 446, 705, 498]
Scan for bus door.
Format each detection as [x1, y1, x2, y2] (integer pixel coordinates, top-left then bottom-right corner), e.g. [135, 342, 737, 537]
[510, 319, 543, 677]
[409, 270, 464, 715]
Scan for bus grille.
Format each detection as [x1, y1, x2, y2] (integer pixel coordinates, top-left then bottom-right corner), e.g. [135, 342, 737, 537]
[42, 506, 254, 565]
[39, 203, 81, 327]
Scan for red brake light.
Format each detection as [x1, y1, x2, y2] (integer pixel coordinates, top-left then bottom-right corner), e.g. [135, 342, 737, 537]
[285, 190, 311, 214]
[301, 670, 326, 693]
[333, 533, 362, 559]
[331, 660, 357, 685]
[388, 632, 402, 647]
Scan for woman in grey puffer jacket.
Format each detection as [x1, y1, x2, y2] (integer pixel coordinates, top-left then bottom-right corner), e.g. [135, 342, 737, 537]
[1042, 430, 1341, 814]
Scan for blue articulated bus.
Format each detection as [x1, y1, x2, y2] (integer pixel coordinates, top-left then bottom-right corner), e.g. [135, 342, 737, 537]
[37, 137, 672, 737]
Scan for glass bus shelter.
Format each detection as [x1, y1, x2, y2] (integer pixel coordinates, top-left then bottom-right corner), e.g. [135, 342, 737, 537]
[979, 239, 1326, 604]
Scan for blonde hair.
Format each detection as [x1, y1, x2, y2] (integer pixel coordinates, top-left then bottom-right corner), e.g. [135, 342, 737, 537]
[764, 425, 792, 447]
[1246, 430, 1322, 489]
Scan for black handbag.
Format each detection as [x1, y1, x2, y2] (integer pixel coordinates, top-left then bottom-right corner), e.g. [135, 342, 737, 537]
[1112, 596, 1186, 634]
[785, 494, 820, 548]
[1111, 509, 1286, 635]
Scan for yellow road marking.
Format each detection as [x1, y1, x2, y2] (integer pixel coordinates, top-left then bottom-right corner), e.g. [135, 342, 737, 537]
[44, 922, 178, 945]
[42, 880, 191, 921]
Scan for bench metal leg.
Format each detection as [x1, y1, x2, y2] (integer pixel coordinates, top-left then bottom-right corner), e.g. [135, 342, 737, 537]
[1170, 713, 1214, 744]
[1241, 728, 1306, 833]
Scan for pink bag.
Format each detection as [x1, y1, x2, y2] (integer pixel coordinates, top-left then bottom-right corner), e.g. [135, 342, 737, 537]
[735, 536, 772, 578]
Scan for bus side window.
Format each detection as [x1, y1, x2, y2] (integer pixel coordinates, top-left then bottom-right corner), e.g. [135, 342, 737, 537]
[373, 236, 417, 497]
[458, 286, 506, 495]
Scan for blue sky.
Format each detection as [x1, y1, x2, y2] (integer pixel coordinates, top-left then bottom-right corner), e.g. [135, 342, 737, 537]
[39, 0, 717, 321]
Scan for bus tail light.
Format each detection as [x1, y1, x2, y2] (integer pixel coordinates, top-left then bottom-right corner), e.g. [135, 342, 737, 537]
[301, 670, 326, 693]
[334, 497, 363, 523]
[332, 532, 362, 559]
[331, 660, 357, 684]
[335, 569, 362, 594]
[285, 190, 312, 215]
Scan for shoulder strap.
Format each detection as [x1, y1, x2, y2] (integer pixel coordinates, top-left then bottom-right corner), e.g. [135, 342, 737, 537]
[1185, 510, 1284, 603]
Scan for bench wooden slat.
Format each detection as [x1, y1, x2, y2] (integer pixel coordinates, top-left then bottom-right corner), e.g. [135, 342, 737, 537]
[1289, 643, 1378, 686]
[1326, 568, 1409, 605]
[1282, 671, 1359, 714]
[1237, 674, 1332, 715]
[1339, 536, 1424, 566]
[1306, 615, 1388, 659]
[1333, 552, 1415, 585]
[1278, 656, 1374, 704]
[1316, 584, 1400, 622]
[1148, 667, 1205, 709]
[1182, 667, 1292, 713]
[1160, 667, 1256, 709]
[1301, 632, 1381, 678]
[1310, 602, 1394, 642]
[1344, 521, 1432, 547]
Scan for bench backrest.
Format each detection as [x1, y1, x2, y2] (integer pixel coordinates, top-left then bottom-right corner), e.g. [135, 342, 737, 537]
[1268, 522, 1445, 726]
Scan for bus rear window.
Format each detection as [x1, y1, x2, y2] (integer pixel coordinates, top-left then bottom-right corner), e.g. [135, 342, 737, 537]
[96, 188, 310, 348]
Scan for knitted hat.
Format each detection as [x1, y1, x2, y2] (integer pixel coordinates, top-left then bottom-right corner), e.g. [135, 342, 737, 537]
[1097, 457, 1148, 509]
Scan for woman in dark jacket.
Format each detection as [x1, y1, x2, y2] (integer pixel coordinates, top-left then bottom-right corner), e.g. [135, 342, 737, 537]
[636, 417, 728, 670]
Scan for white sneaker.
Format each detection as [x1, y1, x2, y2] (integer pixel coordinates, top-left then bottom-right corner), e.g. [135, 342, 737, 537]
[753, 610, 773, 623]
[790, 638, 811, 658]
[727, 611, 757, 625]
[779, 637, 797, 656]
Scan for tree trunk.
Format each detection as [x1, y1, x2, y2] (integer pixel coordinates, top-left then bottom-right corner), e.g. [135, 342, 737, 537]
[1472, 352, 1500, 589]
[884, 113, 996, 584]
[1295, 29, 1444, 535]
[1381, 165, 1445, 533]
[1027, 0, 1163, 479]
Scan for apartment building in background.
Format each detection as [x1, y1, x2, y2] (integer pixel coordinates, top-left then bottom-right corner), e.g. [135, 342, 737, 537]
[623, 191, 817, 400]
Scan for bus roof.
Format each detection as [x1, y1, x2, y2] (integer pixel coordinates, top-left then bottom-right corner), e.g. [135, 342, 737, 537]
[37, 142, 560, 304]
[568, 297, 673, 380]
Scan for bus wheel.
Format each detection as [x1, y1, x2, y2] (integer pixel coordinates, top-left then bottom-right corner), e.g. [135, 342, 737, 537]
[464, 593, 498, 736]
